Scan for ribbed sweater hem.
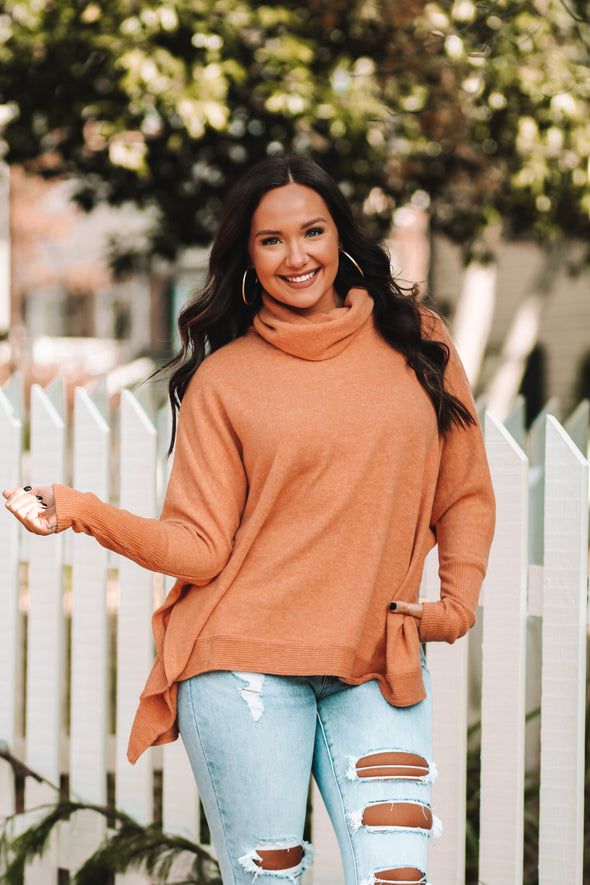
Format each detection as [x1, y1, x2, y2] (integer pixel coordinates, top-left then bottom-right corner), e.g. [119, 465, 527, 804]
[176, 638, 389, 683]
[126, 638, 427, 763]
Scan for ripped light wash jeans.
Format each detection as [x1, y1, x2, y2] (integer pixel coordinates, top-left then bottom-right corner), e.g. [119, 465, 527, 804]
[176, 658, 439, 885]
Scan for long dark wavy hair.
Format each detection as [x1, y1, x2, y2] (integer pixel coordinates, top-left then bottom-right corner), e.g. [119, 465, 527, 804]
[164, 155, 475, 451]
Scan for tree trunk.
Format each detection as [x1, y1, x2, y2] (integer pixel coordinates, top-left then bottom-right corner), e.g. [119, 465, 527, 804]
[486, 241, 566, 421]
[452, 260, 497, 387]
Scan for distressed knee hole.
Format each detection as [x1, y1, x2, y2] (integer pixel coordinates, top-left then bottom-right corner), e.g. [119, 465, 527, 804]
[348, 801, 442, 838]
[255, 845, 303, 870]
[239, 838, 313, 879]
[373, 869, 426, 884]
[362, 801, 433, 830]
[354, 752, 431, 782]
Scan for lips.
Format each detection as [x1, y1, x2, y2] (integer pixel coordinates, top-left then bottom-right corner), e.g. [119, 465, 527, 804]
[281, 268, 320, 284]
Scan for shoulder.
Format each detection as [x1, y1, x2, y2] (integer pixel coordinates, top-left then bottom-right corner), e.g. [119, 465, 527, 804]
[418, 306, 453, 345]
[194, 331, 262, 381]
[180, 329, 265, 406]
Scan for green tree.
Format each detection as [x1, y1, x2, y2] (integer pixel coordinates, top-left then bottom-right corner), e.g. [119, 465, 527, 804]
[373, 0, 590, 255]
[1, 0, 588, 265]
[0, 0, 396, 267]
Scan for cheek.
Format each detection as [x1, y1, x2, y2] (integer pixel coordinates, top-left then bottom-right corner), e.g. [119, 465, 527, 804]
[252, 253, 274, 281]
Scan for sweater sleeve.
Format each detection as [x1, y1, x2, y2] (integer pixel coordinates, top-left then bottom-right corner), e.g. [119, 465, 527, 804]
[418, 313, 496, 644]
[54, 368, 248, 585]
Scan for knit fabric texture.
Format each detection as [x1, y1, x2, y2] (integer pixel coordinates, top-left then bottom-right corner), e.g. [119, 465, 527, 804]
[53, 287, 495, 763]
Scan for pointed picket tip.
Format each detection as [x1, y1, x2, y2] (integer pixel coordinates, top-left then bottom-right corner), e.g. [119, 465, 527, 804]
[546, 413, 589, 471]
[120, 387, 157, 437]
[74, 386, 110, 435]
[73, 388, 110, 498]
[483, 409, 529, 606]
[563, 399, 589, 457]
[485, 409, 528, 465]
[30, 383, 65, 486]
[88, 375, 108, 418]
[119, 389, 157, 520]
[44, 374, 66, 421]
[30, 382, 65, 430]
[543, 414, 589, 563]
[2, 370, 24, 419]
[0, 386, 21, 428]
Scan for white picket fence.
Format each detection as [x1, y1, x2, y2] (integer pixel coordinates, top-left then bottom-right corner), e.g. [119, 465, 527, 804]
[0, 375, 588, 885]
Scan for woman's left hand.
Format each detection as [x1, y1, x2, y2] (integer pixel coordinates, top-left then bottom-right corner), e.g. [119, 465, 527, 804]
[390, 600, 423, 620]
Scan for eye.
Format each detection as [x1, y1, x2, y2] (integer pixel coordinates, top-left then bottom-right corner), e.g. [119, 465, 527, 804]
[260, 236, 281, 246]
[306, 227, 324, 238]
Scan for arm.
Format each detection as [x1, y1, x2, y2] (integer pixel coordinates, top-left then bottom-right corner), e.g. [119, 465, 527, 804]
[418, 314, 496, 643]
[4, 370, 248, 585]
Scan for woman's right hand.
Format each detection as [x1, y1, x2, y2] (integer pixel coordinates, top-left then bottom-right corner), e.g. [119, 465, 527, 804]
[3, 486, 58, 535]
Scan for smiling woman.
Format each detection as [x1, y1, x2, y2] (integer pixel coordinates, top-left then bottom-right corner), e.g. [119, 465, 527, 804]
[248, 184, 342, 316]
[3, 155, 495, 885]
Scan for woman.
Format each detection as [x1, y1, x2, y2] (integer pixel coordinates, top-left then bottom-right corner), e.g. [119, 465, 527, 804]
[4, 156, 495, 885]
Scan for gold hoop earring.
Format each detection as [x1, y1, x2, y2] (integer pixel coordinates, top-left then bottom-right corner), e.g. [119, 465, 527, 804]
[242, 267, 259, 306]
[340, 250, 365, 278]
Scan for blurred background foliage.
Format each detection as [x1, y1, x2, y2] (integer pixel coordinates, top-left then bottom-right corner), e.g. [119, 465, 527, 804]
[0, 0, 589, 269]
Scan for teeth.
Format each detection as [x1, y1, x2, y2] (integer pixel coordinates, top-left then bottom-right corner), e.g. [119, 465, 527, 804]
[285, 270, 318, 283]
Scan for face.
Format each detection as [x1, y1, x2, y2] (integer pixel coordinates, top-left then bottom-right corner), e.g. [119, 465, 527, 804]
[248, 183, 342, 316]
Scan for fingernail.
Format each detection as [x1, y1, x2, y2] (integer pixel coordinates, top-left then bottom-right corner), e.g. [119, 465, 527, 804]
[41, 503, 48, 508]
[36, 495, 43, 500]
[24, 486, 32, 491]
[389, 602, 397, 612]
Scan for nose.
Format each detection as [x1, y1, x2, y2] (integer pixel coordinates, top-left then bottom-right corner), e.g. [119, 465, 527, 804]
[284, 239, 306, 268]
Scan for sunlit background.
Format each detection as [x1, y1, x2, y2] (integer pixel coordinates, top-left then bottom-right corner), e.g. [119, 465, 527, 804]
[0, 0, 589, 425]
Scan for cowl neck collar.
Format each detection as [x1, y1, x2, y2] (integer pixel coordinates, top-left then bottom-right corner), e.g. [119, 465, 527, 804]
[252, 287, 374, 361]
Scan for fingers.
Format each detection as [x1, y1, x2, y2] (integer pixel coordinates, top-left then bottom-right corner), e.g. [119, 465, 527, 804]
[3, 486, 58, 536]
[4, 485, 55, 505]
[389, 600, 424, 620]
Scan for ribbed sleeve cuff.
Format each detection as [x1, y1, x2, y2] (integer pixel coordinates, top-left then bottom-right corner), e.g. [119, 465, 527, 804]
[419, 559, 485, 643]
[53, 483, 77, 531]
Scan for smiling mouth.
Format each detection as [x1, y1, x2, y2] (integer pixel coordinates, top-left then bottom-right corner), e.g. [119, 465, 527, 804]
[281, 268, 320, 284]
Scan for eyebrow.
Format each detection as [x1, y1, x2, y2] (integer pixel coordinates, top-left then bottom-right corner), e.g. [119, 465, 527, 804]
[253, 216, 328, 238]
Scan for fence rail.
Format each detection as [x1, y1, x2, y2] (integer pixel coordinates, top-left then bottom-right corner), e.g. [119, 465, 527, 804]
[0, 377, 588, 885]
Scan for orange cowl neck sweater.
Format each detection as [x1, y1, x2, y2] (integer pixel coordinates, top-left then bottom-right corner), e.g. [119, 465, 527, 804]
[53, 288, 495, 763]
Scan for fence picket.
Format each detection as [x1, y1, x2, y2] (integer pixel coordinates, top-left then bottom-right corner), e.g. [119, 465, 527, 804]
[0, 389, 22, 818]
[24, 384, 65, 884]
[115, 391, 157, 885]
[65, 388, 111, 871]
[538, 416, 589, 884]
[479, 413, 528, 884]
[424, 547, 469, 885]
[158, 404, 203, 856]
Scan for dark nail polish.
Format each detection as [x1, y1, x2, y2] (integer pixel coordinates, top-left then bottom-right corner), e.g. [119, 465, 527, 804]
[389, 602, 397, 612]
[41, 503, 48, 508]
[23, 486, 32, 492]
[36, 495, 43, 500]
